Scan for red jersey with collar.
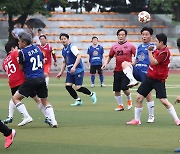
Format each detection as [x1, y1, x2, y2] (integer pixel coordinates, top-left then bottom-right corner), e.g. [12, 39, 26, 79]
[109, 41, 136, 71]
[38, 43, 56, 65]
[2, 50, 25, 88]
[147, 47, 170, 81]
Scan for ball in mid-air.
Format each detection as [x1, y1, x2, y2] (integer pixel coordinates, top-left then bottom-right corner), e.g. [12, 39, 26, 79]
[138, 11, 151, 23]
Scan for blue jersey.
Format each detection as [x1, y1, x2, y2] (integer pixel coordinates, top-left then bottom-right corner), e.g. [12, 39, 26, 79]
[135, 42, 155, 73]
[62, 43, 84, 74]
[87, 44, 104, 65]
[19, 45, 44, 78]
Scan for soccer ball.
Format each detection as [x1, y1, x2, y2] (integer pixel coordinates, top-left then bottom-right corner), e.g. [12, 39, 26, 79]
[138, 11, 151, 23]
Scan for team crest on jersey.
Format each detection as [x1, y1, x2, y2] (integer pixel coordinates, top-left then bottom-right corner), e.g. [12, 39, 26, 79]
[138, 52, 145, 61]
[93, 50, 98, 56]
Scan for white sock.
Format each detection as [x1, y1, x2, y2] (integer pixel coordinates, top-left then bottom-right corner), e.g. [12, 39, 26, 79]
[135, 107, 143, 121]
[123, 67, 136, 82]
[16, 102, 30, 118]
[45, 105, 56, 122]
[37, 103, 48, 118]
[45, 77, 49, 86]
[127, 94, 132, 101]
[167, 105, 179, 121]
[8, 99, 16, 118]
[115, 96, 123, 106]
[146, 101, 154, 117]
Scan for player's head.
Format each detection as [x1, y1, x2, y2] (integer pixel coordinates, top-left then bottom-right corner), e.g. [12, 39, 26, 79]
[59, 33, 69, 46]
[92, 36, 98, 46]
[177, 38, 180, 52]
[18, 32, 32, 49]
[116, 28, 127, 44]
[5, 41, 17, 55]
[141, 27, 153, 44]
[39, 35, 47, 46]
[155, 33, 167, 49]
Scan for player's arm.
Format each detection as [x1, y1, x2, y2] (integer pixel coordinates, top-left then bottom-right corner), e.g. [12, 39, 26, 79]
[86, 53, 90, 67]
[18, 50, 24, 70]
[148, 46, 158, 65]
[56, 59, 66, 78]
[70, 46, 81, 73]
[101, 47, 113, 69]
[51, 50, 57, 67]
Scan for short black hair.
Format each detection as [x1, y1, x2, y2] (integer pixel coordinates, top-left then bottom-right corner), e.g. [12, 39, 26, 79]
[5, 41, 17, 54]
[38, 28, 42, 32]
[92, 36, 98, 40]
[156, 33, 167, 45]
[116, 28, 127, 36]
[59, 33, 69, 39]
[177, 38, 180, 48]
[18, 32, 32, 45]
[39, 34, 46, 39]
[141, 26, 153, 35]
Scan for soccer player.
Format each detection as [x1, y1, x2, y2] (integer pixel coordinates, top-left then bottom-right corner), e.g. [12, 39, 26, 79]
[2, 42, 51, 125]
[33, 28, 42, 45]
[56, 33, 97, 106]
[121, 27, 155, 123]
[102, 28, 136, 111]
[38, 35, 57, 86]
[127, 33, 180, 126]
[0, 120, 15, 149]
[87, 36, 105, 87]
[12, 32, 57, 127]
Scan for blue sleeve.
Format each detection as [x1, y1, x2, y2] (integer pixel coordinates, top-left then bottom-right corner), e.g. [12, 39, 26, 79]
[19, 51, 24, 65]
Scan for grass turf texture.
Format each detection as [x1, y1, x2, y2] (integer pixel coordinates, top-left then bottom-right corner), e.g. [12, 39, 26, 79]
[0, 74, 180, 154]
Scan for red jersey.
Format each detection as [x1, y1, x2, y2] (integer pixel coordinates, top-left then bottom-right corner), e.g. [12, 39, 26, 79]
[2, 50, 25, 88]
[38, 43, 56, 65]
[147, 47, 170, 82]
[109, 41, 136, 71]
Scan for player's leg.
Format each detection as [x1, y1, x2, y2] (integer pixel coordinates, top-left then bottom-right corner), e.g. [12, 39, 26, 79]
[44, 64, 50, 87]
[75, 72, 97, 104]
[0, 120, 16, 149]
[90, 65, 96, 87]
[146, 92, 155, 123]
[122, 61, 138, 87]
[97, 65, 105, 87]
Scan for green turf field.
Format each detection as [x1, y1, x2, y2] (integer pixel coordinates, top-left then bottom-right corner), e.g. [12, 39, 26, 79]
[0, 74, 180, 154]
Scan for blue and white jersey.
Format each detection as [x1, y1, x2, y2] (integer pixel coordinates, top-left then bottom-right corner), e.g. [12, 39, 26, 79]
[135, 42, 155, 73]
[19, 45, 44, 78]
[62, 43, 84, 74]
[87, 44, 104, 65]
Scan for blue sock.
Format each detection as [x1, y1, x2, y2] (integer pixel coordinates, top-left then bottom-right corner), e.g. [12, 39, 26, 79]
[99, 74, 104, 84]
[91, 75, 95, 84]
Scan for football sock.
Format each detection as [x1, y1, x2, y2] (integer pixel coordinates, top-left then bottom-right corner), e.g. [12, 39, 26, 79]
[146, 101, 154, 117]
[77, 87, 91, 95]
[0, 120, 12, 137]
[99, 74, 104, 84]
[66, 85, 78, 99]
[123, 67, 136, 82]
[45, 105, 56, 122]
[135, 107, 143, 121]
[8, 99, 16, 118]
[76, 98, 82, 102]
[126, 94, 132, 101]
[45, 77, 49, 87]
[167, 105, 179, 121]
[115, 96, 123, 106]
[91, 75, 95, 84]
[15, 102, 30, 118]
[37, 103, 48, 117]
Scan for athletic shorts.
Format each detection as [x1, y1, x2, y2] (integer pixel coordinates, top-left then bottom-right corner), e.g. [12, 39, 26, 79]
[113, 71, 129, 92]
[18, 77, 48, 98]
[66, 71, 84, 86]
[137, 76, 167, 98]
[44, 63, 51, 75]
[90, 65, 103, 74]
[133, 66, 147, 82]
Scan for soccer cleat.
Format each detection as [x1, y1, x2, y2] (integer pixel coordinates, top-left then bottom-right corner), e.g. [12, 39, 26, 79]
[91, 84, 95, 88]
[91, 92, 97, 104]
[147, 116, 155, 123]
[3, 117, 13, 124]
[71, 100, 83, 106]
[127, 80, 139, 88]
[5, 129, 16, 149]
[175, 119, 180, 126]
[126, 119, 141, 125]
[45, 117, 51, 126]
[18, 116, 33, 126]
[127, 100, 132, 110]
[51, 119, 58, 128]
[101, 83, 106, 87]
[115, 105, 124, 111]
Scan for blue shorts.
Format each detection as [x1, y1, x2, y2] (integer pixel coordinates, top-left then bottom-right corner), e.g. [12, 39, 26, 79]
[133, 66, 147, 82]
[66, 71, 84, 85]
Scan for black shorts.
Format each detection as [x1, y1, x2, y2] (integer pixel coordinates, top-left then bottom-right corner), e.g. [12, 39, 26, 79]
[11, 85, 36, 98]
[18, 77, 48, 98]
[113, 71, 129, 92]
[137, 76, 167, 98]
[90, 65, 103, 74]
